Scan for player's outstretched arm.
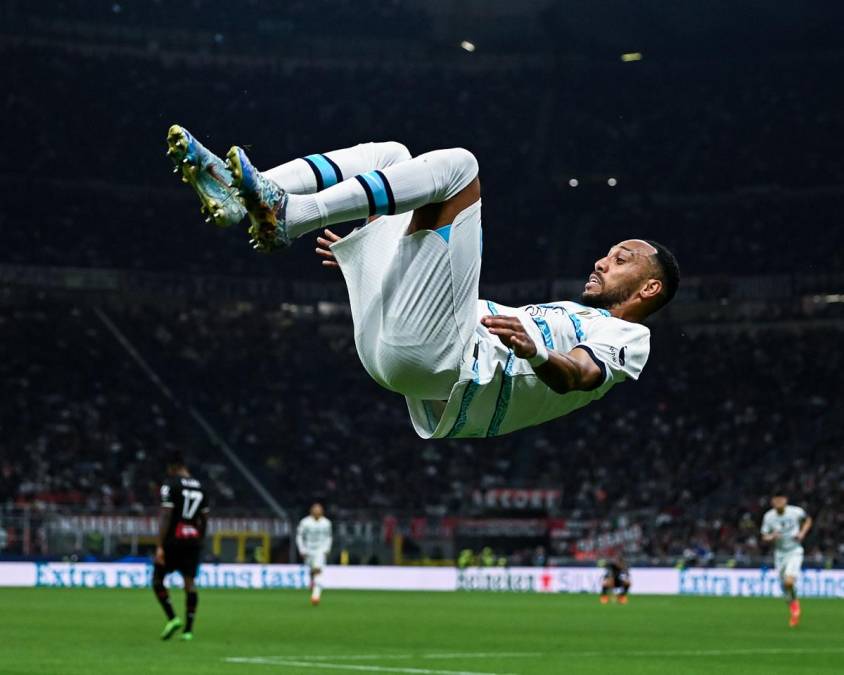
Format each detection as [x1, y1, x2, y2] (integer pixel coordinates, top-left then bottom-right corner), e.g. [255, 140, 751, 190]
[481, 316, 603, 394]
[797, 515, 813, 542]
[155, 506, 172, 565]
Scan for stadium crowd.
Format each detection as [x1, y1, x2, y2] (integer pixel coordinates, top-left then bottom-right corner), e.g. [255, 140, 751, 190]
[3, 3, 842, 567]
[2, 298, 842, 566]
[4, 12, 844, 280]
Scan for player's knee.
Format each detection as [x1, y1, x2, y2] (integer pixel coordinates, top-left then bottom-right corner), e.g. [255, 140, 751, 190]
[448, 147, 479, 192]
[383, 141, 412, 165]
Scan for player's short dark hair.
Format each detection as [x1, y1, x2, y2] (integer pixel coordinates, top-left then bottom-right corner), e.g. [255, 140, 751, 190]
[165, 450, 186, 468]
[643, 240, 680, 311]
[772, 488, 788, 498]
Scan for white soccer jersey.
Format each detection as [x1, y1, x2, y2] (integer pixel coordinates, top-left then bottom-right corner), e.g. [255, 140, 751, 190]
[761, 506, 807, 555]
[406, 300, 651, 438]
[296, 516, 333, 555]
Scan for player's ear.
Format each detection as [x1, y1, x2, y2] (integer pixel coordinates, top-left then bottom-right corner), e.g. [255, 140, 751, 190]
[639, 277, 662, 302]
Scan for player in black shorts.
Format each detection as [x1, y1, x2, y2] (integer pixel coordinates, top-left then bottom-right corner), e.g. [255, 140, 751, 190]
[600, 556, 631, 605]
[153, 452, 209, 641]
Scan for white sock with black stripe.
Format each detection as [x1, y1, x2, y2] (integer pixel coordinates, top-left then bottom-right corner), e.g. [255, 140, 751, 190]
[283, 147, 478, 239]
[262, 141, 411, 195]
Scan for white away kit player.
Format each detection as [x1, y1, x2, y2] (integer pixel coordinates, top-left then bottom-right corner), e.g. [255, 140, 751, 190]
[760, 491, 812, 627]
[296, 503, 332, 605]
[166, 127, 680, 439]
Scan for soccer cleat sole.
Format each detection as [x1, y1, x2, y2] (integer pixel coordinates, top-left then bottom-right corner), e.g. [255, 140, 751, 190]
[166, 125, 238, 228]
[226, 146, 289, 252]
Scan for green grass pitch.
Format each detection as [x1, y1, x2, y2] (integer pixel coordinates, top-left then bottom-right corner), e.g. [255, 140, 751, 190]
[2, 588, 842, 674]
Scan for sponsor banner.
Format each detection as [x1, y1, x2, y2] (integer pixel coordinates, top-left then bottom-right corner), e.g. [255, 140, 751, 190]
[456, 519, 548, 538]
[677, 567, 844, 598]
[325, 566, 455, 591]
[457, 567, 606, 593]
[472, 488, 561, 512]
[573, 524, 644, 560]
[2, 564, 843, 597]
[48, 515, 289, 537]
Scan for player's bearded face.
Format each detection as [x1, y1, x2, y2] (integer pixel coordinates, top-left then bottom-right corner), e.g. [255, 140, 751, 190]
[580, 269, 643, 309]
[581, 241, 658, 310]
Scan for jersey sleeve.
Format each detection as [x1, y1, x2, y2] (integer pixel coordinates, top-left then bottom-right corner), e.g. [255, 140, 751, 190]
[159, 481, 174, 508]
[793, 506, 807, 521]
[575, 318, 651, 387]
[760, 513, 773, 535]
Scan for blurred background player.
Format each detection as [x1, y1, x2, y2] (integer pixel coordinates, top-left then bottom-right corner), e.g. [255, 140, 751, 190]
[296, 503, 333, 605]
[760, 491, 812, 627]
[153, 452, 209, 640]
[599, 556, 631, 604]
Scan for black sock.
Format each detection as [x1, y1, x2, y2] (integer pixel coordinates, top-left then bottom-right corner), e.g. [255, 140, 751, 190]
[786, 587, 797, 602]
[153, 566, 176, 621]
[185, 591, 198, 631]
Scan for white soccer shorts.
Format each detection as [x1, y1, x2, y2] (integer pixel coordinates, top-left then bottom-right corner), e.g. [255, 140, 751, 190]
[306, 551, 327, 570]
[775, 549, 803, 580]
[332, 201, 483, 400]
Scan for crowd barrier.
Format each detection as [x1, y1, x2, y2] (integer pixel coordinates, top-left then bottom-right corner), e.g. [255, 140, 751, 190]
[1, 563, 843, 597]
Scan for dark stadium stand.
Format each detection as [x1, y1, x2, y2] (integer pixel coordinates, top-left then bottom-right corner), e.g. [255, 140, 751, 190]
[4, 9, 844, 279]
[2, 295, 842, 566]
[2, 1, 843, 569]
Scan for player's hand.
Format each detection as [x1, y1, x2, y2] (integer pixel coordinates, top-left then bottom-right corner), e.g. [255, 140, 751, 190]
[481, 315, 537, 359]
[154, 546, 165, 566]
[315, 229, 342, 269]
[795, 532, 805, 543]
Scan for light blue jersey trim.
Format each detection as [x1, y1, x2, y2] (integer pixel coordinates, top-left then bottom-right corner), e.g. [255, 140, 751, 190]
[486, 352, 515, 437]
[434, 223, 452, 244]
[486, 300, 498, 315]
[446, 382, 480, 438]
[531, 317, 555, 350]
[305, 154, 340, 187]
[446, 342, 481, 438]
[359, 171, 391, 215]
[565, 309, 585, 342]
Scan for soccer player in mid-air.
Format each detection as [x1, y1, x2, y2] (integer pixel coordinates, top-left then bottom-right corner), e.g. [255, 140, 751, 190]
[166, 127, 679, 438]
[760, 491, 812, 627]
[296, 503, 333, 605]
[153, 452, 209, 640]
[599, 556, 631, 604]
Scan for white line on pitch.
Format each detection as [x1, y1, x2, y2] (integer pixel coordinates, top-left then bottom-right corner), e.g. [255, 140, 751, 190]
[225, 656, 516, 675]
[228, 653, 539, 662]
[564, 647, 844, 658]
[422, 653, 541, 660]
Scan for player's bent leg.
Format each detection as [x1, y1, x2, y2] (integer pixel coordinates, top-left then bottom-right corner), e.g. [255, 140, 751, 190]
[166, 125, 246, 227]
[317, 148, 481, 401]
[153, 564, 183, 640]
[783, 573, 801, 627]
[230, 145, 479, 252]
[617, 581, 630, 604]
[263, 141, 412, 195]
[310, 568, 323, 605]
[182, 575, 198, 640]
